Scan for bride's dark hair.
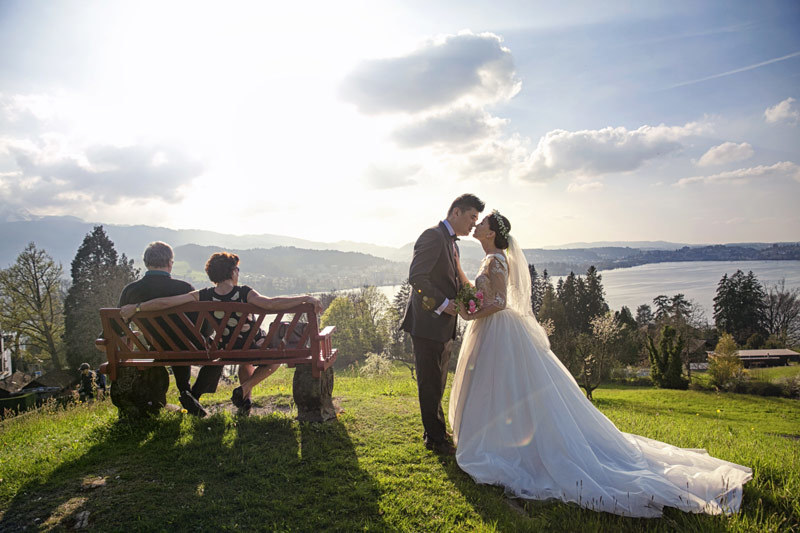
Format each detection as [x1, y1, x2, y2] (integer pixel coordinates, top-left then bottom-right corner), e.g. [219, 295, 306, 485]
[488, 212, 511, 250]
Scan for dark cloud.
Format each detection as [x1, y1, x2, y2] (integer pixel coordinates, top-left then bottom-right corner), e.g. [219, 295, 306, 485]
[340, 32, 519, 114]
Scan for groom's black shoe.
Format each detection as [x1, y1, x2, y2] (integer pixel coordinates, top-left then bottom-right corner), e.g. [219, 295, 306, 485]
[425, 439, 456, 455]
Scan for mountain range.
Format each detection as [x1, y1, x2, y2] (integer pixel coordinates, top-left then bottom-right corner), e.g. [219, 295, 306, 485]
[0, 214, 797, 295]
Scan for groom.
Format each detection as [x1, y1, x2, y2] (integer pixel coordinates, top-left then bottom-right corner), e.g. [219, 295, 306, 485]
[401, 193, 484, 454]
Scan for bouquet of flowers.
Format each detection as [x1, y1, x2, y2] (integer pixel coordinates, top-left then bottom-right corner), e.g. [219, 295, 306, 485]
[456, 283, 484, 315]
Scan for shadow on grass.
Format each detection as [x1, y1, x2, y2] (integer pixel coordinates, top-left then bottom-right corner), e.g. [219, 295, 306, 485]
[1, 412, 386, 531]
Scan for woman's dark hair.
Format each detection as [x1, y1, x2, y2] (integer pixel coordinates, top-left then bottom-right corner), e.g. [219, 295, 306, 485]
[205, 252, 239, 283]
[488, 212, 511, 250]
[448, 193, 485, 215]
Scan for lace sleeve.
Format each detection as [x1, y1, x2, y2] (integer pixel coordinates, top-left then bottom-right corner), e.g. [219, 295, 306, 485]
[489, 256, 508, 309]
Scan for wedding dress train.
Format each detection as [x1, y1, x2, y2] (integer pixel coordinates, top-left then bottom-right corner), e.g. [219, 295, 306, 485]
[448, 239, 752, 518]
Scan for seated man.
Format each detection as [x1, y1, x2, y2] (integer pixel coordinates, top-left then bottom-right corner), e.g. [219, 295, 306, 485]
[78, 362, 97, 401]
[117, 241, 220, 417]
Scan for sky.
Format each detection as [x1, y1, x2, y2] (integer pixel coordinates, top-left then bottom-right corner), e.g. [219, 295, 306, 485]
[0, 0, 799, 249]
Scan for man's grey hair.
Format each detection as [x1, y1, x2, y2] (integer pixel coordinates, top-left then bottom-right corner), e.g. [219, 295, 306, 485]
[143, 241, 174, 268]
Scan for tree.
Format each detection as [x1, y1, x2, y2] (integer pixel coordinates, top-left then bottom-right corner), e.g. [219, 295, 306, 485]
[714, 332, 738, 356]
[713, 270, 767, 345]
[614, 306, 641, 366]
[64, 226, 139, 369]
[646, 325, 687, 389]
[653, 295, 671, 321]
[583, 266, 609, 323]
[708, 333, 744, 391]
[388, 281, 414, 377]
[0, 243, 65, 370]
[635, 304, 654, 328]
[321, 290, 388, 370]
[763, 279, 800, 346]
[576, 312, 622, 400]
[615, 306, 637, 330]
[529, 265, 550, 315]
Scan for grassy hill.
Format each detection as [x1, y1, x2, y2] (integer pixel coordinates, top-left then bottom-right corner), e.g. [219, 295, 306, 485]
[1, 367, 798, 531]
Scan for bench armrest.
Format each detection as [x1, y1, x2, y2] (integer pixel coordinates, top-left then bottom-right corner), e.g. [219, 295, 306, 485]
[319, 326, 336, 337]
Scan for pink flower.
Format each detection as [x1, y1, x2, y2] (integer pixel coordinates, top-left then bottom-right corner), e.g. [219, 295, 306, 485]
[475, 291, 484, 301]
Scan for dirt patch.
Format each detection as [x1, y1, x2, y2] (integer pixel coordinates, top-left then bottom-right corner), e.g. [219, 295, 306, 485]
[203, 396, 342, 417]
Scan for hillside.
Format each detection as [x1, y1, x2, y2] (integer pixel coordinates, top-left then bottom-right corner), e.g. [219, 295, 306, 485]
[1, 367, 798, 531]
[171, 244, 407, 295]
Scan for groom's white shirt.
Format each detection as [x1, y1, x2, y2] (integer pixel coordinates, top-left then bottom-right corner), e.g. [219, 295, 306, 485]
[434, 220, 456, 316]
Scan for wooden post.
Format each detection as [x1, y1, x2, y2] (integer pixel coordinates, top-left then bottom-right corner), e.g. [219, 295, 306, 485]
[292, 363, 336, 422]
[109, 366, 170, 419]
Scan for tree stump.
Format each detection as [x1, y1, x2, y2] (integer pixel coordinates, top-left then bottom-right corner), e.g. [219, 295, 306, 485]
[292, 364, 336, 422]
[110, 366, 169, 419]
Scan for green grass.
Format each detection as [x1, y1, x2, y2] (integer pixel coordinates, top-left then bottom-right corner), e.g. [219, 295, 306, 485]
[1, 366, 798, 532]
[747, 363, 800, 382]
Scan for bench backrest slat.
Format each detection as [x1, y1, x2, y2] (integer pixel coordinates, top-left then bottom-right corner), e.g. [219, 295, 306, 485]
[97, 302, 336, 381]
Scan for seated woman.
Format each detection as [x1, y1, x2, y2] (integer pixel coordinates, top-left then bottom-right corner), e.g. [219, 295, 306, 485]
[120, 251, 322, 415]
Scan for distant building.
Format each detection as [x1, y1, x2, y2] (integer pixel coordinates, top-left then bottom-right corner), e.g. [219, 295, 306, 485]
[0, 333, 12, 381]
[0, 371, 33, 399]
[707, 348, 799, 368]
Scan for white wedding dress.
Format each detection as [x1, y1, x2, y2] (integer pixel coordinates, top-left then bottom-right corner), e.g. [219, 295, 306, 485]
[448, 237, 752, 518]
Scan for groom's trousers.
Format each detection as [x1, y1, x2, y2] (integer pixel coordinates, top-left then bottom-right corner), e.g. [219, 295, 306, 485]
[412, 335, 453, 444]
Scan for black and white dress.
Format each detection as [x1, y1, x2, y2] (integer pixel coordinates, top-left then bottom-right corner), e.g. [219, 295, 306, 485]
[199, 285, 266, 349]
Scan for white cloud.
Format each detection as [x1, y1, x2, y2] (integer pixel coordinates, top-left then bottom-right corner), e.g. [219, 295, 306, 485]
[340, 31, 520, 115]
[675, 161, 800, 187]
[696, 141, 754, 167]
[764, 97, 799, 124]
[390, 107, 507, 149]
[518, 121, 710, 181]
[363, 163, 420, 189]
[0, 136, 203, 207]
[566, 181, 604, 193]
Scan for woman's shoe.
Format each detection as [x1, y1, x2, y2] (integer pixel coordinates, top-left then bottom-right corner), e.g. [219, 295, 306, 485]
[237, 398, 252, 416]
[231, 386, 244, 408]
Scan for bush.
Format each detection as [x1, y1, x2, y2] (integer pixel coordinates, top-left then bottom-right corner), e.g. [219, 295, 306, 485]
[776, 375, 800, 399]
[708, 353, 745, 391]
[741, 380, 783, 397]
[359, 352, 392, 378]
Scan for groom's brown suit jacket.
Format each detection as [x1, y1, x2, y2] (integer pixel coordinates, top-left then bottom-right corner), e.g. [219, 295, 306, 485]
[400, 222, 460, 343]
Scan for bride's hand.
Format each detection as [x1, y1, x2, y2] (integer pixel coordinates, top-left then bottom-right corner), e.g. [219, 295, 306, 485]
[458, 305, 472, 321]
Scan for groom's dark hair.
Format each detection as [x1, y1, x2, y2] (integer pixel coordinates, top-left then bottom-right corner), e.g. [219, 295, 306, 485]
[448, 193, 485, 215]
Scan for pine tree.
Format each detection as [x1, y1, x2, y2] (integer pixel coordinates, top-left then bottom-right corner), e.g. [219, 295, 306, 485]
[392, 279, 411, 318]
[635, 304, 653, 328]
[64, 226, 139, 369]
[583, 266, 609, 324]
[653, 295, 670, 321]
[713, 270, 767, 344]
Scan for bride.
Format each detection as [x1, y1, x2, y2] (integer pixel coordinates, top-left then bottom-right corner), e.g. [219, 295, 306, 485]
[448, 211, 752, 518]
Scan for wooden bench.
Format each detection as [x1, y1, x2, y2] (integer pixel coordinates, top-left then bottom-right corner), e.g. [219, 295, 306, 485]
[95, 302, 337, 420]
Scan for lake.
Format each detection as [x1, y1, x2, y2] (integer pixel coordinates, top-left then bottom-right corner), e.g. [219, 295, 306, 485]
[375, 261, 800, 318]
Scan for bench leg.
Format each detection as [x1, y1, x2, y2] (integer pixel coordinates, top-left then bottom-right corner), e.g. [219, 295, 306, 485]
[110, 366, 170, 419]
[292, 364, 336, 422]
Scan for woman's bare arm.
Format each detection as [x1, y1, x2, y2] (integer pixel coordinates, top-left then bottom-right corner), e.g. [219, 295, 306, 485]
[246, 289, 322, 314]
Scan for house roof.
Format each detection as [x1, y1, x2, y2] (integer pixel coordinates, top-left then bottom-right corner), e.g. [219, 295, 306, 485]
[686, 338, 708, 353]
[23, 369, 79, 390]
[736, 349, 798, 357]
[0, 371, 34, 395]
